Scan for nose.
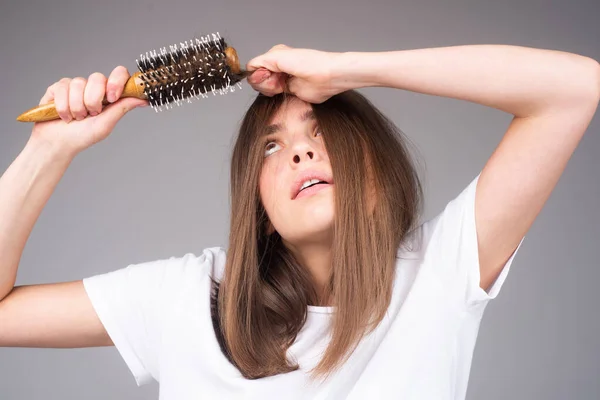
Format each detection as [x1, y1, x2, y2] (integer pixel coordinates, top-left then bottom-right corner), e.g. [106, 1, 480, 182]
[292, 150, 314, 164]
[291, 141, 316, 164]
[289, 133, 321, 165]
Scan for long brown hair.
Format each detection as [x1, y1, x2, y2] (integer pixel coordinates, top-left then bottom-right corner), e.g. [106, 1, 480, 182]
[210, 90, 424, 382]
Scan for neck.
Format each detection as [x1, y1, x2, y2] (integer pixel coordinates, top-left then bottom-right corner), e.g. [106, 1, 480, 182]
[284, 238, 333, 306]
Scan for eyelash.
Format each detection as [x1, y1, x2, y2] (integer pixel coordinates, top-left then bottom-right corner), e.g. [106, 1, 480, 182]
[264, 129, 323, 157]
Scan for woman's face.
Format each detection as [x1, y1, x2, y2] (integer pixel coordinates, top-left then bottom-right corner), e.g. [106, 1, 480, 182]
[259, 97, 335, 244]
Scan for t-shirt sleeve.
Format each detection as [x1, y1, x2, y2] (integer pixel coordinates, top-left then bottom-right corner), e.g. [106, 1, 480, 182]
[81, 251, 218, 386]
[421, 173, 525, 309]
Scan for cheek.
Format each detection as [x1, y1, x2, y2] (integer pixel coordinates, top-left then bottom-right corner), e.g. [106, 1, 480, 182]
[259, 163, 283, 211]
[258, 175, 271, 208]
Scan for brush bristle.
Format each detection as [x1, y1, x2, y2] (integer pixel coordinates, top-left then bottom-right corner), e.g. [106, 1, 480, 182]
[136, 32, 244, 112]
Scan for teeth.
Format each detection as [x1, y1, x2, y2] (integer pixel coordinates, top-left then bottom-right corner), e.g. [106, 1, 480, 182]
[300, 178, 323, 191]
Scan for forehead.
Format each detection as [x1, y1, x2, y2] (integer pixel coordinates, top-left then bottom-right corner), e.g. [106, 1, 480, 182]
[266, 97, 315, 135]
[271, 96, 311, 119]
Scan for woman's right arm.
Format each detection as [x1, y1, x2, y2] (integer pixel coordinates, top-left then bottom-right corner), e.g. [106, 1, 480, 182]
[0, 66, 147, 348]
[0, 139, 73, 302]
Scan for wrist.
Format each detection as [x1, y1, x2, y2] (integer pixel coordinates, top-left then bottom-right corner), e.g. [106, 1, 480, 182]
[333, 51, 386, 91]
[25, 134, 78, 164]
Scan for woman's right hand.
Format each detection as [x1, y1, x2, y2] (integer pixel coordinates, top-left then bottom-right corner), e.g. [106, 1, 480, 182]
[29, 66, 149, 157]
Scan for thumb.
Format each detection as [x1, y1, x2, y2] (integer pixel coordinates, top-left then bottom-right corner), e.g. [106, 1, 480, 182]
[247, 52, 284, 74]
[98, 97, 148, 121]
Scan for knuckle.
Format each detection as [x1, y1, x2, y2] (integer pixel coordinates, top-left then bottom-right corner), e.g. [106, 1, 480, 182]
[70, 78, 86, 95]
[111, 65, 129, 78]
[55, 80, 70, 94]
[88, 72, 106, 82]
[70, 77, 86, 86]
[270, 44, 288, 51]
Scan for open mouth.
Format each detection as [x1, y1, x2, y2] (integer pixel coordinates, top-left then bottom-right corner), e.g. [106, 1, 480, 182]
[295, 181, 332, 199]
[291, 171, 334, 200]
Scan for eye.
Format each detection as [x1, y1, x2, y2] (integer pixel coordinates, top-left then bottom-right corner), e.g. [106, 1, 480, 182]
[264, 141, 281, 157]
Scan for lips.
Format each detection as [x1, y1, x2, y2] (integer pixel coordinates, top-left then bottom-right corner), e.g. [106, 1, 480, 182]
[291, 170, 334, 200]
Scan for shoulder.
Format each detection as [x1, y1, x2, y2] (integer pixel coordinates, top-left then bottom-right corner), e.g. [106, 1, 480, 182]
[174, 246, 227, 280]
[123, 246, 228, 284]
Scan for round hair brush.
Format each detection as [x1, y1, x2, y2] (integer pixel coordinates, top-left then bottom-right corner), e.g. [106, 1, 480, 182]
[17, 32, 250, 122]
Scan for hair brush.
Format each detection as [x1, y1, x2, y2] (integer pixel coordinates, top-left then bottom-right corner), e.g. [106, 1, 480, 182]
[16, 32, 250, 123]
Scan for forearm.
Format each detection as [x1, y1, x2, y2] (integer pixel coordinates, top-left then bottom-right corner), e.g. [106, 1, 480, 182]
[338, 45, 600, 117]
[0, 138, 74, 301]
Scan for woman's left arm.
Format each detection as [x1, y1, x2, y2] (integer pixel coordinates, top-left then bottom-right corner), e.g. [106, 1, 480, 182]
[343, 46, 600, 290]
[248, 45, 600, 290]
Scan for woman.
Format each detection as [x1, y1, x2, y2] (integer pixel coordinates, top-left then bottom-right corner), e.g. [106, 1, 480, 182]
[0, 44, 598, 399]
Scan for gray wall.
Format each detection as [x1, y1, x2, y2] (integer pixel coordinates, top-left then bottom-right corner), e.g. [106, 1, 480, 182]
[1, 0, 598, 399]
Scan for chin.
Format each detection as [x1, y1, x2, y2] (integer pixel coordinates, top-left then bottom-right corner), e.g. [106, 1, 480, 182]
[303, 194, 334, 224]
[274, 191, 336, 243]
[289, 205, 335, 242]
[283, 223, 334, 245]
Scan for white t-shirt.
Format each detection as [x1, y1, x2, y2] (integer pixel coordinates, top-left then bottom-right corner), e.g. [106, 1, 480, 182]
[82, 173, 524, 399]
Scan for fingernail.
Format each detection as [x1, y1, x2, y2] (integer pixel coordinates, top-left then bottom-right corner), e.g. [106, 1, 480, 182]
[107, 92, 115, 103]
[260, 71, 271, 82]
[90, 111, 98, 116]
[250, 70, 269, 84]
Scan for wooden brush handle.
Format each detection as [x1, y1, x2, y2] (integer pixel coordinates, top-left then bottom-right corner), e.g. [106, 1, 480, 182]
[16, 72, 147, 123]
[16, 46, 243, 123]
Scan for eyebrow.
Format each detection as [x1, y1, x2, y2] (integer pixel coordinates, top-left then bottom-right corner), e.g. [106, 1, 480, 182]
[264, 109, 316, 136]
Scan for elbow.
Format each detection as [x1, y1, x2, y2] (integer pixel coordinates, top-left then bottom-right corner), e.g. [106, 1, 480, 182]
[563, 57, 600, 113]
[541, 56, 600, 116]
[581, 57, 600, 104]
[592, 58, 600, 103]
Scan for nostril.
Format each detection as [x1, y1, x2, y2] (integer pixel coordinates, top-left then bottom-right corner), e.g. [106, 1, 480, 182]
[292, 152, 314, 163]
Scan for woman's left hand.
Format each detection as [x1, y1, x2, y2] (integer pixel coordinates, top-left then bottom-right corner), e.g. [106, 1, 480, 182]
[246, 44, 349, 103]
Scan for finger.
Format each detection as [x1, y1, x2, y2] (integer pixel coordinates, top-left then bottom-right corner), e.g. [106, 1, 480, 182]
[53, 78, 72, 122]
[269, 44, 291, 52]
[251, 72, 288, 96]
[106, 65, 130, 103]
[84, 72, 107, 115]
[247, 55, 280, 73]
[69, 77, 88, 121]
[247, 68, 271, 85]
[39, 83, 57, 105]
[246, 45, 290, 73]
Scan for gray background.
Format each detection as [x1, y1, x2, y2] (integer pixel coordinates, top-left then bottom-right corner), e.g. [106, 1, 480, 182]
[1, 0, 599, 399]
